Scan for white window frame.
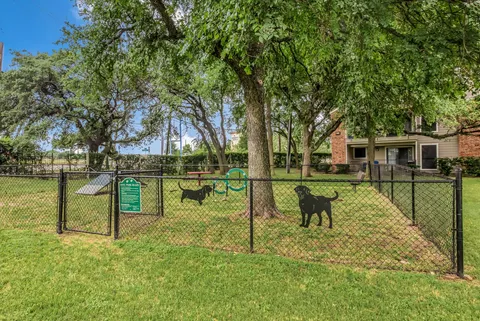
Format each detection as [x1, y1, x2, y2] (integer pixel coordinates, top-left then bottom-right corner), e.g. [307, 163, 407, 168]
[421, 117, 438, 133]
[420, 143, 439, 170]
[353, 147, 367, 159]
[385, 146, 415, 165]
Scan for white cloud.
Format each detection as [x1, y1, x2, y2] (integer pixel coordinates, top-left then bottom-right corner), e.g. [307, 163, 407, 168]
[71, 7, 82, 21]
[71, 0, 93, 21]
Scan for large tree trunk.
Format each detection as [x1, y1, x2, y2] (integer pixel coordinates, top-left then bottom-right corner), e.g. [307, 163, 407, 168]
[238, 69, 280, 218]
[212, 141, 228, 175]
[301, 124, 314, 177]
[191, 122, 216, 173]
[265, 97, 275, 176]
[289, 138, 300, 170]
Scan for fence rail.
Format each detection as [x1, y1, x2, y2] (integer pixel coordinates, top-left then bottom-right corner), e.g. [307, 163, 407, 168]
[0, 166, 464, 276]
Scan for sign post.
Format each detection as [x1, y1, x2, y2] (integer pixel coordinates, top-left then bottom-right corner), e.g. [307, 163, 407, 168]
[119, 178, 142, 213]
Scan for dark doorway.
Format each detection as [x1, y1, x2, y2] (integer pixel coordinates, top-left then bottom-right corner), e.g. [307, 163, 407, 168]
[387, 147, 413, 166]
[421, 145, 437, 169]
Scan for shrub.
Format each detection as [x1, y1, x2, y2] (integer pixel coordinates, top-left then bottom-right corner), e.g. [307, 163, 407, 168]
[113, 151, 332, 171]
[334, 164, 350, 174]
[316, 163, 332, 173]
[272, 152, 331, 168]
[436, 158, 454, 176]
[436, 157, 480, 177]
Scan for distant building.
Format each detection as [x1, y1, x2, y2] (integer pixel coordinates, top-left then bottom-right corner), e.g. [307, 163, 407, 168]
[71, 146, 87, 155]
[330, 114, 480, 171]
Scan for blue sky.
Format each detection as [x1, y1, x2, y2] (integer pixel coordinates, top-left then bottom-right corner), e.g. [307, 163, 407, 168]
[0, 0, 197, 154]
[0, 0, 81, 71]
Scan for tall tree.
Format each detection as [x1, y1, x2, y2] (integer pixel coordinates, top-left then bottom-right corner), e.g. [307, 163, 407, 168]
[151, 59, 237, 174]
[326, 0, 480, 170]
[63, 0, 313, 217]
[0, 51, 161, 167]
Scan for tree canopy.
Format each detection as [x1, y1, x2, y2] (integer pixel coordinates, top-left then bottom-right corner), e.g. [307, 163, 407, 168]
[2, 0, 480, 214]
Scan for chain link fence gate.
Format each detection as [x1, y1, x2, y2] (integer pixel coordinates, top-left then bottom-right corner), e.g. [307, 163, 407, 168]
[58, 170, 114, 236]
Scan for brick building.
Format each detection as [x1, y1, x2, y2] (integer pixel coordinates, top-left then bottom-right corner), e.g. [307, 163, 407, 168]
[331, 116, 480, 171]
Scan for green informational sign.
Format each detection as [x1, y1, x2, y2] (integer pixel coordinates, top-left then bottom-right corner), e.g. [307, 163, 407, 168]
[119, 178, 142, 213]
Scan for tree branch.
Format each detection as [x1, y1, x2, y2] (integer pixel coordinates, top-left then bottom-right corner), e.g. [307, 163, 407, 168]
[149, 0, 183, 40]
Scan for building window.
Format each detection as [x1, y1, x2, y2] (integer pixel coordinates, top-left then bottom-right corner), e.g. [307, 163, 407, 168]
[404, 117, 413, 132]
[353, 147, 367, 159]
[387, 147, 414, 166]
[421, 144, 438, 169]
[421, 118, 438, 132]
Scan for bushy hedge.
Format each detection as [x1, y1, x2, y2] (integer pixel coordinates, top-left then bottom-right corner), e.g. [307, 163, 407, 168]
[436, 157, 480, 177]
[334, 164, 350, 174]
[272, 152, 331, 167]
[112, 152, 331, 173]
[316, 163, 332, 173]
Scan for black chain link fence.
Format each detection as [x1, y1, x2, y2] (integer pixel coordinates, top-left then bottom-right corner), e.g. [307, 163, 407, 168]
[61, 172, 115, 235]
[370, 164, 456, 263]
[0, 167, 463, 275]
[114, 173, 458, 273]
[0, 164, 87, 175]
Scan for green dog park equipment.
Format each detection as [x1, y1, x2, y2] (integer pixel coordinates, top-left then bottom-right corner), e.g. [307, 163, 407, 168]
[213, 168, 248, 194]
[213, 179, 229, 195]
[225, 168, 248, 192]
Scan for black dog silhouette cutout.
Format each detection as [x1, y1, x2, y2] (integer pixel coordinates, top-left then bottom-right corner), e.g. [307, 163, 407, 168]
[178, 182, 213, 205]
[294, 186, 339, 228]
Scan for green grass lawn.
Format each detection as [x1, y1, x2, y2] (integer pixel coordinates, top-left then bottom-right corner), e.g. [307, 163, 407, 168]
[0, 230, 478, 320]
[0, 171, 479, 320]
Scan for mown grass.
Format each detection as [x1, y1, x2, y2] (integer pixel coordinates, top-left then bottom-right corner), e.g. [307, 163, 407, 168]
[0, 230, 479, 320]
[463, 178, 480, 279]
[0, 171, 479, 320]
[122, 177, 450, 272]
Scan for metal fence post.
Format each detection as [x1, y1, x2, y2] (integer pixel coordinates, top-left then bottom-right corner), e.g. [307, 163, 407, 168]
[160, 165, 164, 217]
[390, 165, 394, 202]
[62, 170, 68, 230]
[300, 165, 303, 185]
[377, 164, 381, 191]
[156, 169, 160, 217]
[51, 151, 54, 174]
[368, 161, 372, 186]
[411, 170, 416, 225]
[455, 168, 464, 277]
[249, 180, 254, 253]
[113, 167, 120, 239]
[56, 168, 64, 234]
